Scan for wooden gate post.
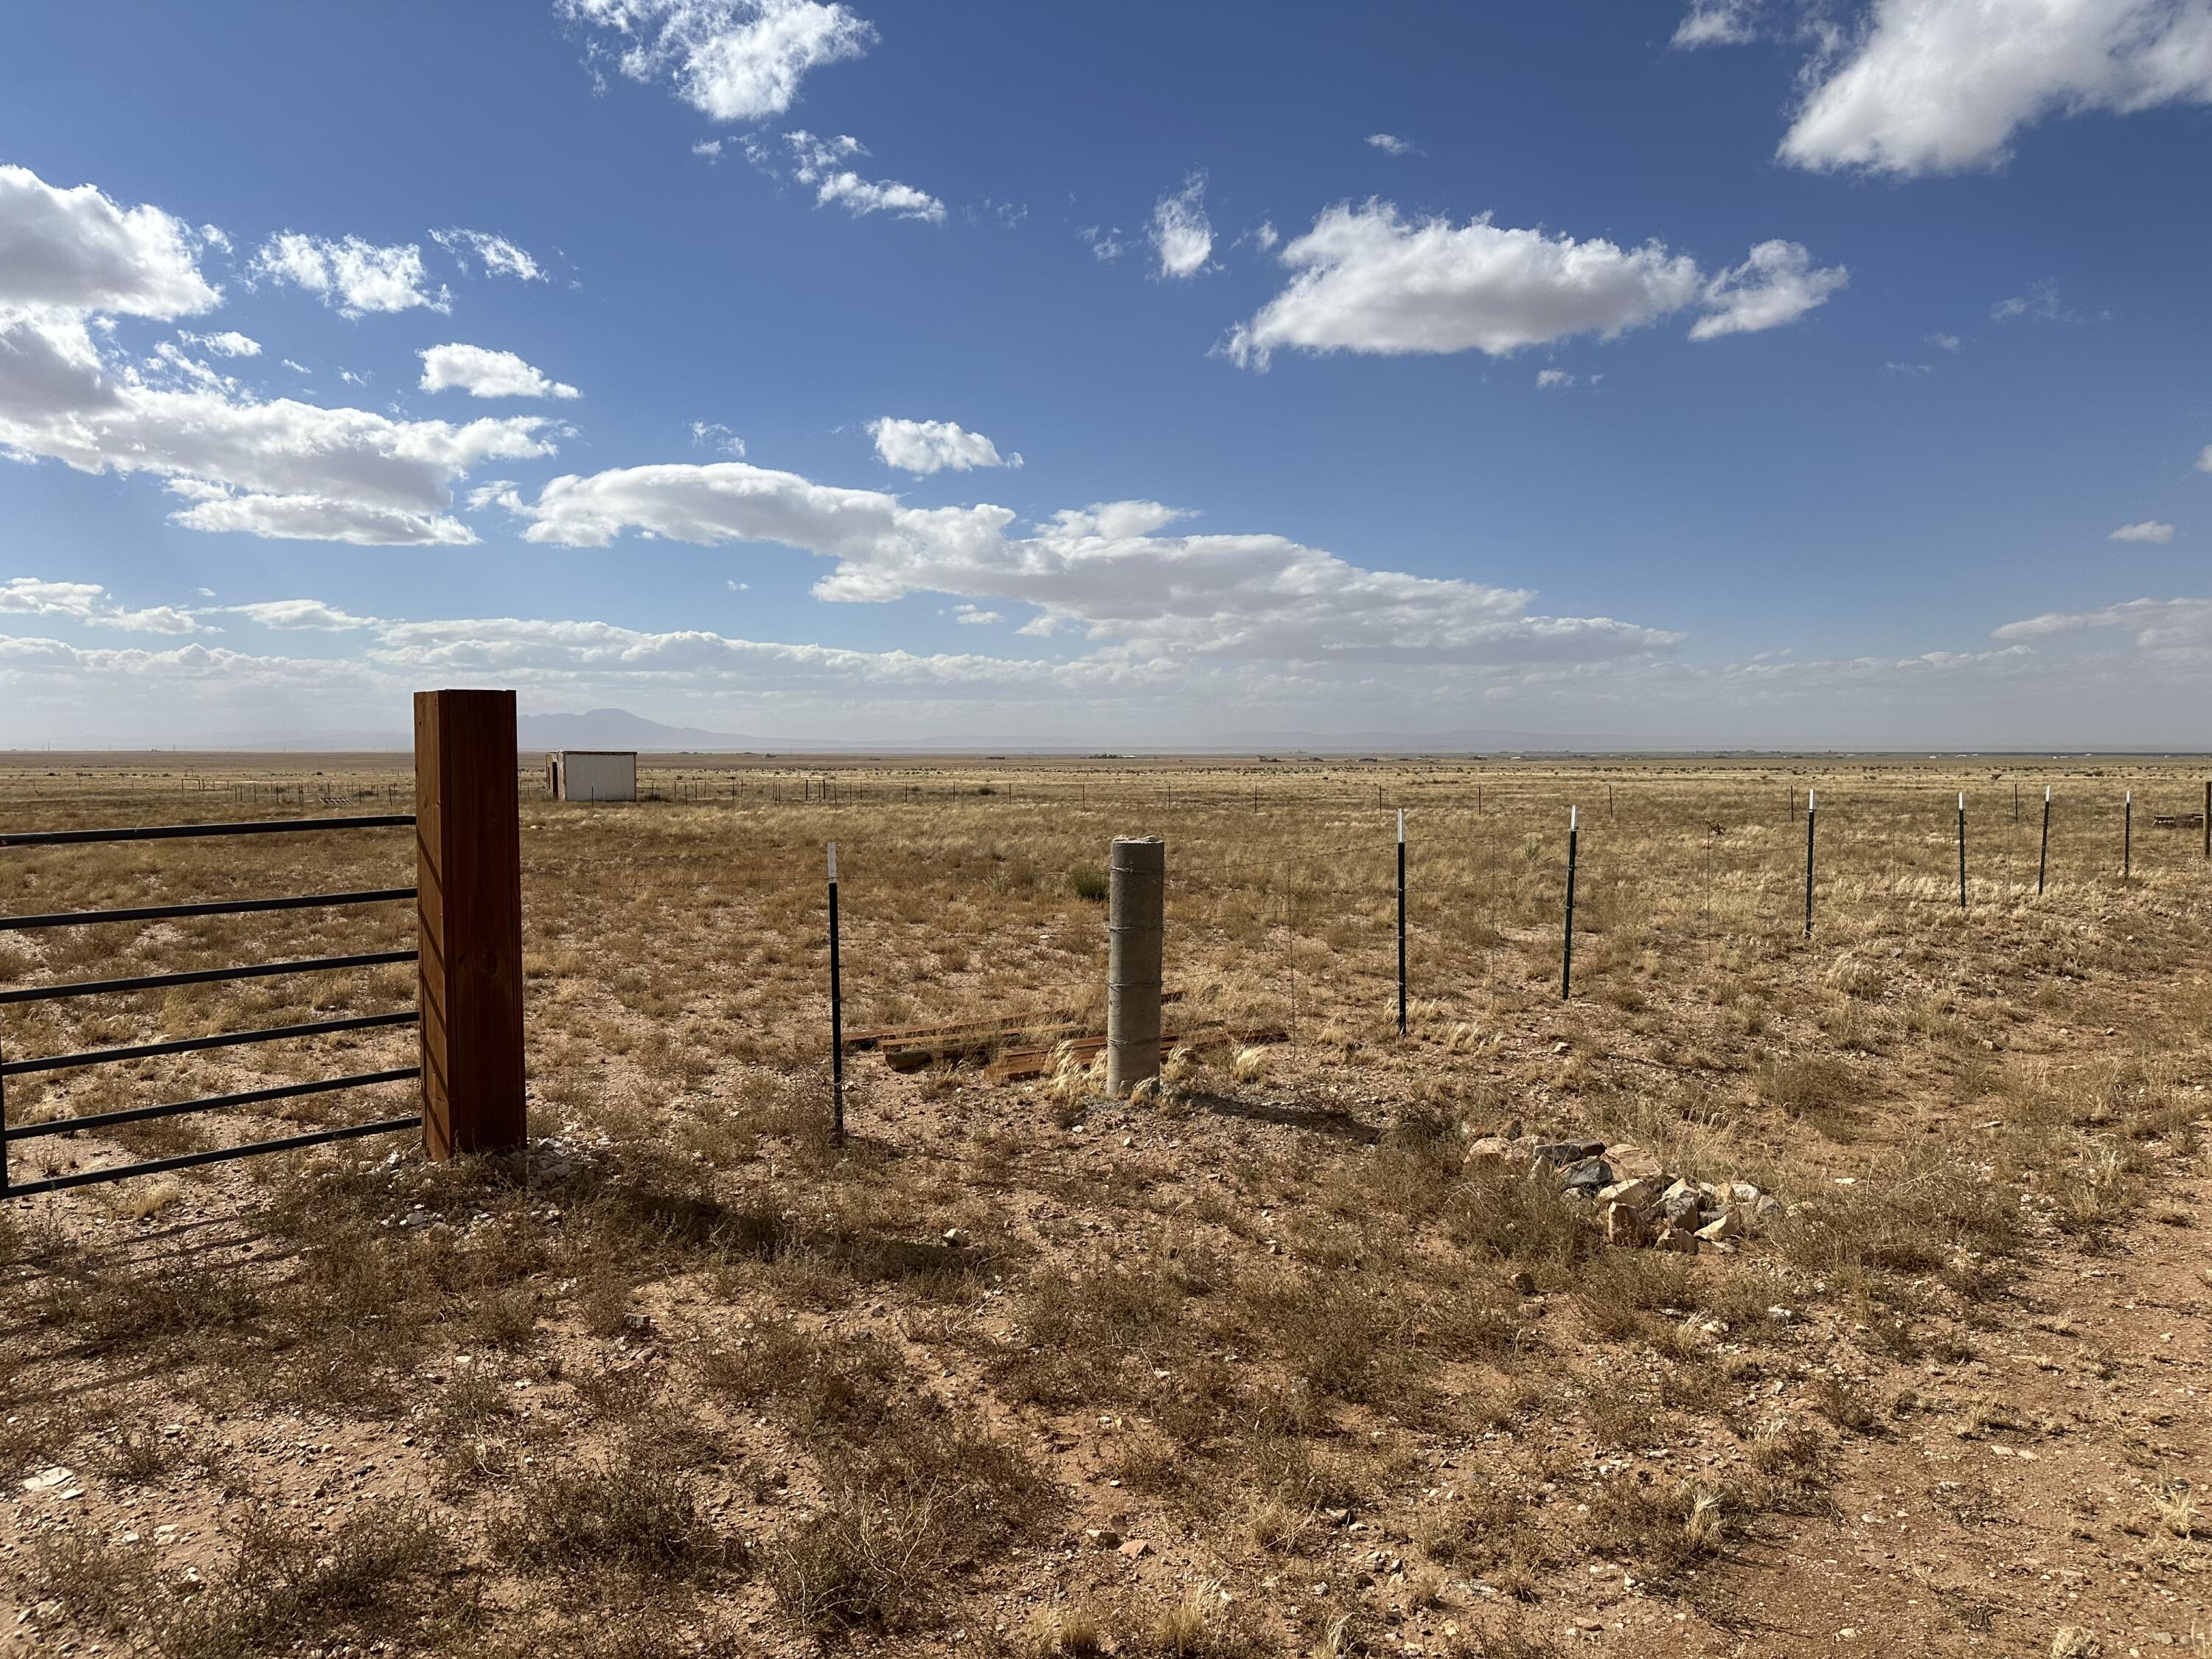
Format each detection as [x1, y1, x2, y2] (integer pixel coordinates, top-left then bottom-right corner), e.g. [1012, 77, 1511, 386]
[415, 689, 525, 1159]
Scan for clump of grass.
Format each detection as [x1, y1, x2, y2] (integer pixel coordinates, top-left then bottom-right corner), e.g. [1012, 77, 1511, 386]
[1069, 866, 1109, 902]
[38, 1501, 460, 1658]
[491, 1434, 746, 1584]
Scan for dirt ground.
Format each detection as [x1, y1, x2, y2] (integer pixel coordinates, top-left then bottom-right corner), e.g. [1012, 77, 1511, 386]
[1, 753, 2206, 1658]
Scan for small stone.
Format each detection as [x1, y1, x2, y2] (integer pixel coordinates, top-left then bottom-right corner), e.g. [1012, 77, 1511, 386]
[1557, 1157, 1613, 1195]
[1604, 1203, 1648, 1248]
[1767, 1306, 1795, 1324]
[1085, 1528, 1121, 1550]
[1696, 1211, 1743, 1243]
[1597, 1178, 1653, 1209]
[1654, 1223, 1697, 1254]
[1118, 1537, 1150, 1559]
[1466, 1136, 1514, 1166]
[2050, 1628, 2101, 1659]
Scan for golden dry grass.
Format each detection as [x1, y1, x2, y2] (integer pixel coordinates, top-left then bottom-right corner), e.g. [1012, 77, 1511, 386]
[1, 749, 2208, 1655]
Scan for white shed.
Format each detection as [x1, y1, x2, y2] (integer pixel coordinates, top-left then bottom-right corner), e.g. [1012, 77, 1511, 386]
[548, 751, 638, 802]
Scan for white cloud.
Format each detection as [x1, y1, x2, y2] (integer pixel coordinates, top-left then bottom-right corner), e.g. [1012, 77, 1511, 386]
[2110, 520, 2176, 543]
[1928, 331, 1963, 350]
[0, 165, 554, 546]
[690, 420, 746, 456]
[1079, 226, 1125, 262]
[1773, 0, 2212, 175]
[560, 0, 874, 122]
[251, 233, 451, 316]
[869, 417, 1019, 474]
[1883, 360, 1933, 375]
[1535, 369, 1575, 389]
[1150, 173, 1214, 279]
[229, 598, 383, 630]
[1672, 0, 1764, 46]
[429, 228, 547, 282]
[1991, 279, 2077, 322]
[501, 459, 1683, 667]
[0, 164, 220, 319]
[1687, 240, 1848, 341]
[775, 131, 944, 223]
[952, 604, 1001, 625]
[0, 577, 208, 634]
[1225, 204, 1837, 368]
[1993, 595, 2212, 648]
[1366, 133, 1420, 156]
[181, 330, 260, 358]
[419, 342, 582, 400]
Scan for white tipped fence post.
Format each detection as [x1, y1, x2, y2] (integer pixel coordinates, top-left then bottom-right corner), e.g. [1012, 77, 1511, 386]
[1107, 836, 1166, 1096]
[827, 841, 844, 1145]
[1957, 793, 1967, 911]
[1804, 788, 1816, 937]
[1561, 805, 1579, 1001]
[1395, 809, 1408, 1036]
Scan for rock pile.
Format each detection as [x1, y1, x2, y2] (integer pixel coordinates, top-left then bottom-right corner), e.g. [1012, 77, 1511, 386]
[1463, 1131, 1783, 1252]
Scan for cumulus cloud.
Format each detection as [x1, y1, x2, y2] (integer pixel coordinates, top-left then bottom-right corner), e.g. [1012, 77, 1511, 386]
[2110, 520, 2176, 543]
[499, 459, 1683, 667]
[560, 0, 874, 122]
[1688, 240, 1849, 340]
[0, 164, 555, 545]
[430, 228, 547, 281]
[181, 330, 260, 358]
[772, 131, 945, 222]
[1150, 173, 1214, 279]
[419, 343, 582, 400]
[1694, 0, 2212, 175]
[0, 164, 220, 318]
[869, 417, 1018, 474]
[1535, 369, 1575, 389]
[228, 599, 384, 630]
[1223, 203, 1840, 368]
[251, 232, 451, 316]
[951, 603, 1001, 625]
[0, 577, 206, 634]
[1993, 595, 2212, 649]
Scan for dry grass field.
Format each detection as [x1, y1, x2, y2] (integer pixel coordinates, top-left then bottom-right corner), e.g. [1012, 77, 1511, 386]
[1, 751, 2209, 1658]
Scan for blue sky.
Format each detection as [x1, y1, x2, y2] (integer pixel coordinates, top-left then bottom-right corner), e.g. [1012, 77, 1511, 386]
[3, 0, 2211, 747]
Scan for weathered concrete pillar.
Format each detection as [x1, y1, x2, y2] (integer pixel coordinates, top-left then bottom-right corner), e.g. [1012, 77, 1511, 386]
[1106, 836, 1165, 1096]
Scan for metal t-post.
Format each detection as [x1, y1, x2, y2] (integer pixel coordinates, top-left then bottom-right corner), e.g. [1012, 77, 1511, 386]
[1107, 837, 1165, 1096]
[1395, 809, 1408, 1036]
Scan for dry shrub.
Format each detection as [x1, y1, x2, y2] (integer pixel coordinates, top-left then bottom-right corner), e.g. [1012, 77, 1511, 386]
[39, 1501, 459, 1658]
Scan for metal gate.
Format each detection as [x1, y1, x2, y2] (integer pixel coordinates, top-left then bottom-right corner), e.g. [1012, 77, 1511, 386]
[0, 813, 422, 1197]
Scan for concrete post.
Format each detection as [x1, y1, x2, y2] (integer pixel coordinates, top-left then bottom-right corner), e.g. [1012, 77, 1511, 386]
[1106, 836, 1165, 1096]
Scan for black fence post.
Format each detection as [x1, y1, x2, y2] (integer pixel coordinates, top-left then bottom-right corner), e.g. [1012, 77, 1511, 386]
[1395, 809, 1407, 1035]
[828, 841, 845, 1146]
[2124, 790, 2132, 882]
[1562, 805, 1579, 1001]
[1957, 792, 1967, 911]
[1804, 788, 1816, 937]
[2039, 786, 2051, 895]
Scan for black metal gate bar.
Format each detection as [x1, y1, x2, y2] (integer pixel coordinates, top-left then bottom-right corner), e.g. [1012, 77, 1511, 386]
[0, 950, 419, 1006]
[2, 1067, 419, 1144]
[1, 810, 422, 1198]
[0, 888, 415, 932]
[1, 1010, 419, 1077]
[0, 1116, 420, 1197]
[0, 814, 414, 848]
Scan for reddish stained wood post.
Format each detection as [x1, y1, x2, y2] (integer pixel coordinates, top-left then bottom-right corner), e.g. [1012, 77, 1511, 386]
[415, 689, 526, 1161]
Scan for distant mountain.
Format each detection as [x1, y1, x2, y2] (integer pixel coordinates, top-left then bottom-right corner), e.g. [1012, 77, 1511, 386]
[515, 708, 763, 752]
